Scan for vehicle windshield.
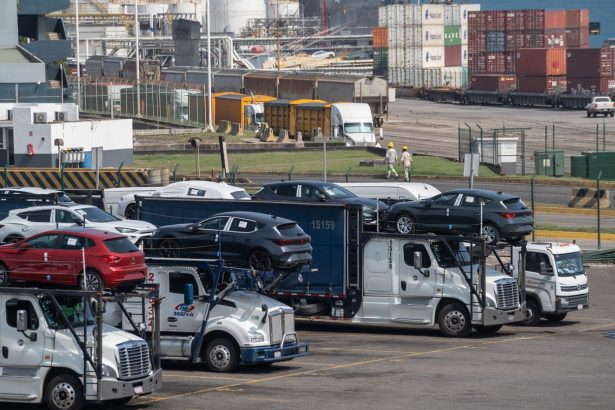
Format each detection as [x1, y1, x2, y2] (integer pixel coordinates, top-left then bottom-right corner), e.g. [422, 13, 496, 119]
[39, 296, 95, 329]
[502, 198, 527, 210]
[231, 190, 251, 200]
[75, 207, 119, 222]
[554, 252, 585, 277]
[321, 183, 355, 199]
[58, 194, 73, 204]
[198, 268, 259, 295]
[255, 113, 264, 122]
[344, 122, 374, 134]
[595, 97, 610, 102]
[430, 240, 471, 268]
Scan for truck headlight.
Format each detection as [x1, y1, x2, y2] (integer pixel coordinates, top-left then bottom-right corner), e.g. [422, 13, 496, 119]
[101, 363, 118, 378]
[248, 331, 265, 343]
[116, 227, 138, 234]
[485, 296, 496, 308]
[561, 298, 569, 305]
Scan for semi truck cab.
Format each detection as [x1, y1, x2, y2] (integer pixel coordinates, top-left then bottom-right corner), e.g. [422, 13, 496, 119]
[125, 260, 308, 372]
[512, 242, 589, 325]
[0, 288, 161, 410]
[331, 103, 377, 146]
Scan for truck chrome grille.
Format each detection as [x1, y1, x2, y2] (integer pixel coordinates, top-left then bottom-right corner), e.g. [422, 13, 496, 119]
[270, 311, 284, 344]
[116, 341, 150, 380]
[495, 279, 519, 310]
[565, 293, 588, 305]
[283, 310, 294, 334]
[561, 283, 588, 292]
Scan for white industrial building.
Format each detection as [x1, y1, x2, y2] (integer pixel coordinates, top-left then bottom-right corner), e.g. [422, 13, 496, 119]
[0, 103, 133, 168]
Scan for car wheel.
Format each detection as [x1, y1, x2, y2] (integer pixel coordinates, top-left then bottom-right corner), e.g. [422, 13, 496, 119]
[611, 112, 614, 118]
[473, 324, 502, 335]
[205, 338, 239, 372]
[124, 203, 138, 220]
[521, 299, 541, 326]
[4, 235, 24, 244]
[543, 312, 567, 323]
[82, 269, 104, 291]
[248, 249, 272, 271]
[395, 214, 415, 234]
[481, 223, 500, 245]
[0, 263, 9, 287]
[438, 302, 471, 337]
[45, 373, 85, 410]
[159, 238, 181, 258]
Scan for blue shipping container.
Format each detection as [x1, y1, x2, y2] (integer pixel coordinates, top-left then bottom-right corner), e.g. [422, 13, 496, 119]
[486, 31, 506, 52]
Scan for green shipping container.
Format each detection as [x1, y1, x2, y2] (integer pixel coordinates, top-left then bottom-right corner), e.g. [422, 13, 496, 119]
[535, 151, 565, 177]
[570, 155, 588, 178]
[584, 151, 615, 180]
[444, 25, 461, 46]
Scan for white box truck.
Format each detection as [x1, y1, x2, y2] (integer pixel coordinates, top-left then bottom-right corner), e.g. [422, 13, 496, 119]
[512, 242, 589, 325]
[0, 287, 162, 410]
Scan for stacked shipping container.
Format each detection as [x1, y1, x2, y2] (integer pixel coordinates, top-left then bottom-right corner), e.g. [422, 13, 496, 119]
[375, 3, 480, 88]
[468, 9, 589, 92]
[372, 27, 388, 77]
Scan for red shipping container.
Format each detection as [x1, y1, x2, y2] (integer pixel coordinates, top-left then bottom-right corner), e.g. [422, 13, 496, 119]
[471, 74, 517, 91]
[528, 10, 545, 31]
[600, 78, 615, 94]
[516, 48, 567, 76]
[567, 77, 601, 93]
[600, 48, 615, 77]
[580, 9, 590, 27]
[580, 27, 589, 48]
[505, 52, 516, 73]
[545, 10, 567, 30]
[565, 10, 581, 28]
[372, 27, 388, 49]
[517, 75, 567, 93]
[567, 48, 602, 77]
[445, 45, 462, 67]
[528, 31, 545, 48]
[544, 30, 567, 48]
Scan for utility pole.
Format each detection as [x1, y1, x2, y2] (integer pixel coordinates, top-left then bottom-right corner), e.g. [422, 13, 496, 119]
[135, 0, 141, 116]
[76, 0, 81, 107]
[276, 0, 281, 74]
[321, 0, 327, 32]
[206, 0, 214, 131]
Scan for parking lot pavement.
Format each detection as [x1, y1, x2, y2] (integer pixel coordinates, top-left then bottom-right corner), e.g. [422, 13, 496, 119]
[117, 265, 615, 410]
[7, 267, 613, 410]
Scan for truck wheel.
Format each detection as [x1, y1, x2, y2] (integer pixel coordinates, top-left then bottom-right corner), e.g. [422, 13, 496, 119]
[521, 299, 541, 326]
[481, 224, 500, 245]
[159, 238, 181, 258]
[45, 373, 85, 410]
[543, 312, 567, 323]
[104, 397, 133, 407]
[81, 269, 104, 291]
[125, 203, 138, 220]
[611, 112, 614, 117]
[205, 338, 239, 372]
[473, 324, 502, 335]
[248, 249, 272, 271]
[586, 112, 591, 117]
[438, 303, 471, 337]
[395, 214, 415, 234]
[0, 263, 9, 287]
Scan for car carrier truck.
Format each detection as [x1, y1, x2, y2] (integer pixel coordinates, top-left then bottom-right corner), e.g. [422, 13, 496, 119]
[0, 286, 162, 410]
[135, 198, 526, 337]
[121, 259, 308, 372]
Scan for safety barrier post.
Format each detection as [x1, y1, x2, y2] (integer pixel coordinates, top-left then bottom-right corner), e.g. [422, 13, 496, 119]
[597, 171, 602, 250]
[172, 163, 179, 182]
[287, 166, 294, 181]
[345, 167, 352, 183]
[60, 164, 65, 191]
[3, 160, 8, 187]
[116, 162, 124, 187]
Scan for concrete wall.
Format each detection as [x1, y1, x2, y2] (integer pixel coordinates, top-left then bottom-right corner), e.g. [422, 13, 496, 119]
[0, 1, 18, 48]
[0, 63, 46, 84]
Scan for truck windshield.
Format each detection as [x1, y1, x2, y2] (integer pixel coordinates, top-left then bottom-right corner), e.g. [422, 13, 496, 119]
[554, 252, 585, 277]
[39, 296, 95, 329]
[198, 268, 258, 294]
[430, 241, 471, 268]
[344, 122, 373, 133]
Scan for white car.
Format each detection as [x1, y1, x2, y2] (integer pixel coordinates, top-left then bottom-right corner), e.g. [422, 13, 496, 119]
[0, 187, 76, 205]
[116, 180, 251, 220]
[312, 50, 335, 58]
[0, 204, 156, 244]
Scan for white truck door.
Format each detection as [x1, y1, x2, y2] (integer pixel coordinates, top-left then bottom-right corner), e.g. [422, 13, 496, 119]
[525, 251, 557, 312]
[0, 296, 46, 399]
[399, 242, 437, 299]
[163, 271, 205, 333]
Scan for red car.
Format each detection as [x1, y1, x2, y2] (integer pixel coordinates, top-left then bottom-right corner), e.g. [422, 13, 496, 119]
[0, 228, 146, 291]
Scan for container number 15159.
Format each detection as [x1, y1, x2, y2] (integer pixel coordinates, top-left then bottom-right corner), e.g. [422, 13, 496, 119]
[311, 220, 335, 230]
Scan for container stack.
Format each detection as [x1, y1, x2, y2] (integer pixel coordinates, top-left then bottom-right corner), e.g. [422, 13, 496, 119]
[468, 9, 589, 92]
[372, 26, 388, 77]
[375, 3, 480, 88]
[516, 48, 567, 93]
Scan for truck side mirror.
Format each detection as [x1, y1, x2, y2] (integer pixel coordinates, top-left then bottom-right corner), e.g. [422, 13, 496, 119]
[16, 310, 27, 332]
[413, 251, 423, 269]
[317, 194, 326, 202]
[539, 261, 553, 276]
[184, 283, 194, 306]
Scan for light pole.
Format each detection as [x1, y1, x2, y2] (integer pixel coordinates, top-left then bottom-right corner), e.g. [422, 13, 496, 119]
[206, 0, 213, 131]
[135, 0, 141, 116]
[75, 0, 80, 107]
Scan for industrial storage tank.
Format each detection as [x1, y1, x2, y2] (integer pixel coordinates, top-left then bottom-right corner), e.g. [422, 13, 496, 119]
[208, 0, 267, 33]
[266, 0, 301, 19]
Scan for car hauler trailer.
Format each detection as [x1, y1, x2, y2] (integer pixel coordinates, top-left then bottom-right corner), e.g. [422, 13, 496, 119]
[123, 259, 308, 372]
[136, 198, 525, 337]
[0, 286, 162, 410]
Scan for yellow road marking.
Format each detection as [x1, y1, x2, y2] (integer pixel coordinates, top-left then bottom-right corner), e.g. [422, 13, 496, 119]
[161, 373, 257, 382]
[310, 347, 422, 355]
[535, 205, 615, 217]
[535, 230, 615, 241]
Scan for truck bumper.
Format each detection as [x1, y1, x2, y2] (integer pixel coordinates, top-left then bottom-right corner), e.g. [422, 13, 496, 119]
[480, 305, 526, 326]
[98, 368, 162, 401]
[240, 342, 309, 365]
[556, 293, 589, 312]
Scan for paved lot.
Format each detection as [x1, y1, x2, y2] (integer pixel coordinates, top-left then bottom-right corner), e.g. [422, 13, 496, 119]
[117, 265, 614, 410]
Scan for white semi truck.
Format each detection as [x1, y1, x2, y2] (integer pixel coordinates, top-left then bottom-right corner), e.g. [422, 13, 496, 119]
[331, 103, 379, 146]
[122, 259, 309, 372]
[0, 287, 162, 410]
[512, 242, 589, 325]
